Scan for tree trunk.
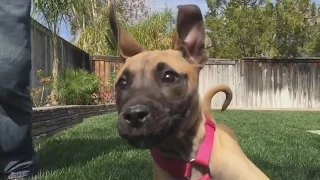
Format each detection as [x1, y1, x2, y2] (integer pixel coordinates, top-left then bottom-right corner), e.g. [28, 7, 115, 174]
[51, 34, 59, 105]
[91, 0, 97, 19]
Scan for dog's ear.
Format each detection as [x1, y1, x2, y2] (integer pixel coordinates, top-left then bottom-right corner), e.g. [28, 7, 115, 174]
[174, 5, 207, 67]
[108, 0, 144, 60]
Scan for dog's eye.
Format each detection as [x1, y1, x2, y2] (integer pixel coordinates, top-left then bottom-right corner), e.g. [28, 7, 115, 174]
[162, 71, 179, 83]
[117, 77, 127, 89]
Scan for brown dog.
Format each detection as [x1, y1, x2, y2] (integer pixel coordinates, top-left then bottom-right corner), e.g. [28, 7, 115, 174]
[108, 1, 270, 179]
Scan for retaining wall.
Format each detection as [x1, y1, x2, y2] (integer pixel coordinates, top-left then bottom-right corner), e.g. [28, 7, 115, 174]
[32, 104, 116, 138]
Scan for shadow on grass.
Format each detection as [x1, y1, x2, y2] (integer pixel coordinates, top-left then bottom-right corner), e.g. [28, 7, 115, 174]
[37, 137, 126, 172]
[250, 154, 320, 180]
[94, 154, 152, 180]
[34, 136, 153, 180]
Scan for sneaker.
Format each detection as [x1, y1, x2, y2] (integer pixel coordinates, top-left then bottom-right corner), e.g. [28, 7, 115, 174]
[7, 171, 32, 179]
[4, 152, 38, 180]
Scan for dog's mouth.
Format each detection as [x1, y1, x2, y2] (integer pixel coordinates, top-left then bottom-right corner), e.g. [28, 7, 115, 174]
[117, 113, 179, 149]
[123, 133, 167, 149]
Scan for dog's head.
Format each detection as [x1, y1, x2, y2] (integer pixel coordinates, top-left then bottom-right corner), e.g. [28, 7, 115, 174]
[108, 1, 208, 149]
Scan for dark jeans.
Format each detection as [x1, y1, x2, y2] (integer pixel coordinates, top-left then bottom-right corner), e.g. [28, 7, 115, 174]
[0, 0, 38, 179]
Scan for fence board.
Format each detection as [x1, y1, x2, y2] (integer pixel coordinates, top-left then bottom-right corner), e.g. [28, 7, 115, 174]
[99, 60, 105, 84]
[104, 62, 110, 86]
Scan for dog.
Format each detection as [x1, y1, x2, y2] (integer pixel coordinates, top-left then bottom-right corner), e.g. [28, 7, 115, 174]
[108, 1, 270, 179]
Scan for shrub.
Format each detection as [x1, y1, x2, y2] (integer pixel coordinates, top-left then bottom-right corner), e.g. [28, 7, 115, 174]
[92, 70, 118, 105]
[31, 70, 53, 107]
[56, 68, 101, 105]
[93, 85, 115, 105]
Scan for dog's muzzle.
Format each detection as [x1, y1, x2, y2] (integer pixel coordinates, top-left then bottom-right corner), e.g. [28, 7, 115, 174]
[117, 99, 173, 149]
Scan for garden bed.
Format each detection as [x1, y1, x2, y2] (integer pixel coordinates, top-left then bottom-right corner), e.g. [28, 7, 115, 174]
[32, 104, 116, 138]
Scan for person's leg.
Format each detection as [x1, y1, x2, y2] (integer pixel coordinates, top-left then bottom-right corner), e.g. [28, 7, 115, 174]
[0, 0, 38, 179]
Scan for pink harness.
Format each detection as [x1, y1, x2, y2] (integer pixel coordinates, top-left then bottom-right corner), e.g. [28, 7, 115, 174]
[150, 115, 215, 180]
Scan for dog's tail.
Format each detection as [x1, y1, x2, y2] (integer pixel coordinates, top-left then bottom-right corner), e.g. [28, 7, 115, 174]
[202, 84, 233, 116]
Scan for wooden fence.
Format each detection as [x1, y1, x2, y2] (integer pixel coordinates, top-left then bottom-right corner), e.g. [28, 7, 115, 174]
[93, 56, 320, 109]
[199, 58, 320, 109]
[92, 55, 123, 88]
[30, 19, 91, 101]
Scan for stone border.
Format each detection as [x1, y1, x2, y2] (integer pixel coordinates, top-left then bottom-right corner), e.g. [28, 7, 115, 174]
[32, 104, 116, 138]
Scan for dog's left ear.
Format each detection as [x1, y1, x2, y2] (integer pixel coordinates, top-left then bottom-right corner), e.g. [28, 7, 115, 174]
[108, 0, 144, 60]
[174, 5, 207, 67]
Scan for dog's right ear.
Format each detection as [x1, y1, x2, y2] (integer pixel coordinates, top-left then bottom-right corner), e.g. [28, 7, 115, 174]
[173, 4, 207, 68]
[108, 0, 144, 60]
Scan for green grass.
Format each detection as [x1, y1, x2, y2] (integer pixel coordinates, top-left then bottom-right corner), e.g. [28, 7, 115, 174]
[32, 110, 320, 180]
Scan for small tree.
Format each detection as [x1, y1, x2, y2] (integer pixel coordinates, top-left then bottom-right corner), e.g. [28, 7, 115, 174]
[32, 0, 72, 104]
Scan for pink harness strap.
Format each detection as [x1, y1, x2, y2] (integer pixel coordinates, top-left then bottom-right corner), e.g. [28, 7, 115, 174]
[150, 115, 216, 180]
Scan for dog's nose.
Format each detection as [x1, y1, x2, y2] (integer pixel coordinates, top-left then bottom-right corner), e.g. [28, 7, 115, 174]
[123, 104, 150, 126]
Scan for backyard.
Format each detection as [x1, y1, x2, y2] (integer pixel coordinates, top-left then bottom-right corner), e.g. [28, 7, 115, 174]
[31, 110, 320, 180]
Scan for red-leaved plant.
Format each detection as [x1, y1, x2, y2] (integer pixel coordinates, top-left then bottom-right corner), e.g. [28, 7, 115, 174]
[92, 69, 118, 105]
[31, 70, 53, 107]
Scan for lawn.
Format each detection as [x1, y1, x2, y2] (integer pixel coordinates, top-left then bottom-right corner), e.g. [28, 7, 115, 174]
[32, 110, 320, 180]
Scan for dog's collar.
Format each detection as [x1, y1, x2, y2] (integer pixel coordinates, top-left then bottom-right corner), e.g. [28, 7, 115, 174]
[150, 115, 215, 180]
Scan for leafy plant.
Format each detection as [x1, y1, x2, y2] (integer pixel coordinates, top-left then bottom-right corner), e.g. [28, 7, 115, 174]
[31, 70, 53, 107]
[128, 7, 175, 51]
[205, 0, 320, 58]
[75, 5, 174, 56]
[56, 68, 101, 105]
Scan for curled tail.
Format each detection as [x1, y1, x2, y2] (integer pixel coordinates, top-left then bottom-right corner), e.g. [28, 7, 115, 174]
[202, 84, 233, 117]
